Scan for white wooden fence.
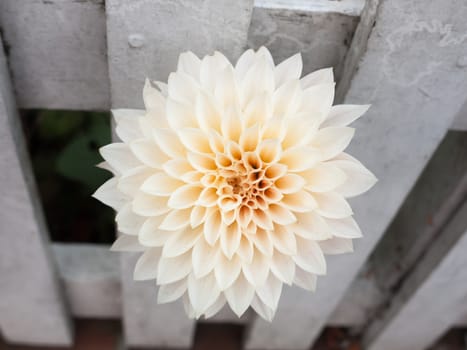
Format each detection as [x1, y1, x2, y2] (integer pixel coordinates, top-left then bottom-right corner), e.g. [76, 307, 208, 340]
[1, 0, 467, 349]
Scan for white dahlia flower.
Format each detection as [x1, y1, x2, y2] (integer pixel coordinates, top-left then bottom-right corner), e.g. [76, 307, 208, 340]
[94, 47, 376, 321]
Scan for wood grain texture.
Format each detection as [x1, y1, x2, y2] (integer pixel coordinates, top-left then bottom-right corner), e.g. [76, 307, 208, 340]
[0, 36, 72, 346]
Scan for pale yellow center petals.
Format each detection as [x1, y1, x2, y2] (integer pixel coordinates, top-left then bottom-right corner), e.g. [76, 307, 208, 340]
[95, 47, 376, 321]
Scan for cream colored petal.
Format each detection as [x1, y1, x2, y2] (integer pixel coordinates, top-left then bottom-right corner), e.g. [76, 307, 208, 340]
[188, 272, 220, 318]
[281, 191, 317, 212]
[235, 48, 255, 82]
[301, 163, 347, 192]
[240, 124, 260, 152]
[319, 237, 353, 254]
[262, 116, 287, 141]
[268, 204, 297, 226]
[272, 79, 301, 118]
[143, 78, 165, 112]
[112, 109, 145, 142]
[99, 143, 140, 174]
[224, 273, 255, 317]
[326, 216, 362, 239]
[237, 236, 254, 263]
[256, 46, 275, 67]
[139, 216, 172, 247]
[159, 208, 191, 231]
[187, 152, 217, 172]
[153, 128, 185, 158]
[256, 273, 283, 311]
[116, 203, 145, 235]
[198, 187, 218, 207]
[294, 236, 326, 275]
[274, 53, 302, 87]
[157, 251, 192, 284]
[311, 126, 354, 161]
[269, 225, 297, 255]
[177, 51, 201, 81]
[220, 222, 241, 259]
[270, 250, 295, 285]
[293, 266, 317, 291]
[221, 107, 243, 143]
[300, 83, 335, 118]
[154, 81, 168, 96]
[92, 177, 128, 211]
[204, 294, 227, 318]
[118, 166, 153, 196]
[264, 163, 288, 180]
[280, 146, 319, 172]
[134, 248, 161, 280]
[242, 251, 270, 286]
[243, 93, 272, 129]
[157, 279, 188, 304]
[168, 184, 203, 209]
[275, 174, 305, 194]
[141, 172, 184, 196]
[162, 227, 201, 258]
[96, 161, 115, 174]
[182, 294, 196, 319]
[203, 209, 223, 245]
[314, 192, 353, 219]
[195, 91, 222, 133]
[241, 58, 275, 108]
[215, 254, 242, 290]
[257, 139, 282, 164]
[110, 234, 145, 252]
[329, 154, 377, 197]
[166, 98, 198, 130]
[300, 68, 334, 89]
[192, 238, 219, 278]
[251, 295, 275, 322]
[130, 139, 168, 169]
[200, 52, 231, 93]
[133, 192, 169, 217]
[215, 65, 239, 108]
[167, 71, 199, 106]
[248, 229, 273, 257]
[177, 128, 211, 154]
[252, 209, 274, 230]
[162, 159, 194, 179]
[291, 212, 332, 241]
[190, 205, 208, 228]
[322, 104, 370, 128]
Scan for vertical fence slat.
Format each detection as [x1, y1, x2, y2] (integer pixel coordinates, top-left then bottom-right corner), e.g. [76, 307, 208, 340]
[105, 1, 254, 347]
[0, 37, 72, 346]
[246, 0, 467, 348]
[366, 197, 467, 350]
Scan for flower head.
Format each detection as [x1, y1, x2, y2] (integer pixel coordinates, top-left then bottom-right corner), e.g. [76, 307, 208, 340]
[94, 47, 376, 320]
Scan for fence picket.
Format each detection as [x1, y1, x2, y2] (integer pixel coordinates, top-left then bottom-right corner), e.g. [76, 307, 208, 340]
[0, 37, 73, 346]
[105, 0, 254, 347]
[246, 0, 467, 348]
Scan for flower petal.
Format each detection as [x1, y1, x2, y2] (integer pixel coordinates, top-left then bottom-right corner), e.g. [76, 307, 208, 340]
[112, 109, 145, 142]
[326, 216, 362, 238]
[280, 146, 319, 172]
[188, 273, 220, 317]
[251, 295, 275, 322]
[248, 229, 273, 257]
[99, 143, 139, 174]
[311, 127, 354, 161]
[141, 172, 184, 196]
[138, 216, 171, 247]
[168, 184, 203, 209]
[143, 78, 165, 112]
[134, 248, 161, 280]
[111, 234, 145, 252]
[274, 53, 302, 87]
[319, 237, 353, 254]
[118, 166, 153, 196]
[322, 104, 370, 128]
[157, 251, 192, 284]
[157, 279, 188, 304]
[269, 225, 297, 255]
[270, 250, 295, 285]
[153, 128, 186, 158]
[268, 204, 297, 226]
[300, 68, 334, 89]
[130, 139, 168, 169]
[293, 266, 317, 291]
[243, 251, 270, 286]
[167, 72, 199, 106]
[301, 163, 347, 192]
[177, 51, 201, 81]
[220, 222, 241, 259]
[275, 174, 306, 194]
[203, 209, 223, 245]
[294, 237, 326, 275]
[162, 227, 201, 258]
[133, 192, 170, 217]
[256, 273, 283, 311]
[300, 83, 335, 119]
[159, 209, 192, 231]
[192, 238, 219, 278]
[224, 273, 255, 317]
[215, 254, 242, 290]
[93, 177, 128, 211]
[281, 191, 317, 212]
[116, 204, 145, 235]
[291, 212, 332, 241]
[177, 128, 211, 154]
[314, 192, 353, 219]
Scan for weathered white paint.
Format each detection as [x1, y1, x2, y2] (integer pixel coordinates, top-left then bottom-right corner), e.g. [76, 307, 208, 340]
[246, 0, 467, 348]
[366, 200, 467, 350]
[248, 3, 359, 82]
[255, 0, 365, 16]
[0, 37, 72, 346]
[0, 0, 109, 110]
[106, 0, 254, 108]
[52, 243, 121, 319]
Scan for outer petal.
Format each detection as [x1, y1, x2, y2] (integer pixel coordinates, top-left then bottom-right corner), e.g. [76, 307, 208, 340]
[157, 251, 192, 284]
[157, 279, 188, 304]
[214, 254, 242, 290]
[188, 272, 220, 318]
[93, 177, 128, 211]
[314, 192, 353, 219]
[192, 239, 219, 278]
[274, 53, 303, 87]
[293, 236, 326, 275]
[224, 273, 255, 317]
[320, 237, 354, 254]
[321, 104, 370, 128]
[99, 143, 140, 174]
[311, 127, 354, 161]
[300, 68, 334, 89]
[134, 248, 161, 280]
[256, 273, 283, 311]
[111, 234, 145, 252]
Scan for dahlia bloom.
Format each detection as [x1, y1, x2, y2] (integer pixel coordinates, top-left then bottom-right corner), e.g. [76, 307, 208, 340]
[94, 47, 376, 320]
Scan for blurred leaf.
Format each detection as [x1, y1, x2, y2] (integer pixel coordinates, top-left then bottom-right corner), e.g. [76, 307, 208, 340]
[36, 110, 85, 141]
[56, 115, 111, 192]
